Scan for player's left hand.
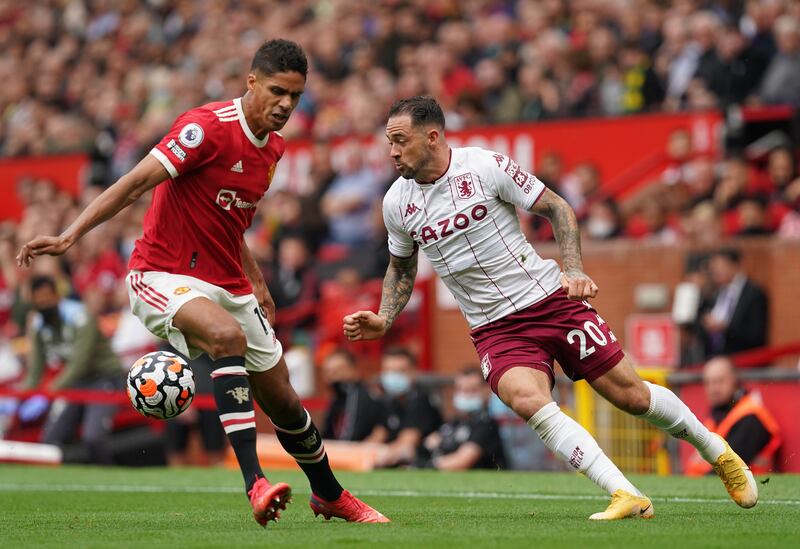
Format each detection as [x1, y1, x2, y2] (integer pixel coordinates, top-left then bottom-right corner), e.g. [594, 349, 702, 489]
[252, 280, 276, 325]
[560, 269, 599, 300]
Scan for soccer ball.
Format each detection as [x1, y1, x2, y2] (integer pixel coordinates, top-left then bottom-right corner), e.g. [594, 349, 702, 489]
[126, 351, 195, 419]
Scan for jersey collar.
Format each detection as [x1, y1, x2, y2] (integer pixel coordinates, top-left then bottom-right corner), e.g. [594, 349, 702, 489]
[234, 97, 270, 148]
[416, 148, 452, 185]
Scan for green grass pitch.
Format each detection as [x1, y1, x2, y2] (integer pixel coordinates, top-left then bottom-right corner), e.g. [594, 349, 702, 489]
[0, 465, 797, 548]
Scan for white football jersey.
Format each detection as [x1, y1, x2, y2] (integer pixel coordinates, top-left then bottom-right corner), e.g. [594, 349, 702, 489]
[384, 147, 562, 329]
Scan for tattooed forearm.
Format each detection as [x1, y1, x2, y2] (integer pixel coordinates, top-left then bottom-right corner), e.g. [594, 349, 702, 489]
[378, 252, 419, 328]
[531, 188, 584, 273]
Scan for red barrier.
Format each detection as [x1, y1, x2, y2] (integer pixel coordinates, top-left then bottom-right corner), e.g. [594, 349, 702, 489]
[685, 341, 800, 371]
[740, 105, 795, 122]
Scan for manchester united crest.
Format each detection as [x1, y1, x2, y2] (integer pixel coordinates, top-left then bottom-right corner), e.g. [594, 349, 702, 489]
[452, 173, 476, 200]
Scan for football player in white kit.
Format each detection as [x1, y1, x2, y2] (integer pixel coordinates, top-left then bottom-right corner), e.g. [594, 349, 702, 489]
[343, 96, 758, 519]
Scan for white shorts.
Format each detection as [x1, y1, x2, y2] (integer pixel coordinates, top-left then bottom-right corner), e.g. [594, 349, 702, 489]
[126, 271, 282, 372]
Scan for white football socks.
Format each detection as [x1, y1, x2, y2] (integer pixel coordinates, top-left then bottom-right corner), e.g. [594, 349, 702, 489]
[528, 402, 640, 496]
[639, 381, 725, 463]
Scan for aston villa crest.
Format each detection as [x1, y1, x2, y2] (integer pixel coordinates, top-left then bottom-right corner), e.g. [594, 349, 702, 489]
[452, 173, 475, 199]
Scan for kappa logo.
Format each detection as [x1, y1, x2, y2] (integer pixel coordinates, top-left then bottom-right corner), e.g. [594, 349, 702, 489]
[173, 287, 191, 295]
[452, 173, 476, 199]
[405, 203, 421, 217]
[480, 353, 492, 380]
[178, 123, 204, 149]
[227, 387, 249, 404]
[672, 428, 689, 440]
[230, 160, 243, 173]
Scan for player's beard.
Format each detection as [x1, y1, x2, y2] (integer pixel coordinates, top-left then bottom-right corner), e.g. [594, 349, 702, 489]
[396, 163, 415, 179]
[399, 149, 433, 181]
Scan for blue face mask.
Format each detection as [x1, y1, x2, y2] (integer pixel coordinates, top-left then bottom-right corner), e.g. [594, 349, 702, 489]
[381, 372, 411, 396]
[453, 393, 484, 414]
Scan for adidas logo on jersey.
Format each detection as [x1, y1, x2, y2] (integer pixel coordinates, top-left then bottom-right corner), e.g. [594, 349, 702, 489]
[230, 160, 243, 173]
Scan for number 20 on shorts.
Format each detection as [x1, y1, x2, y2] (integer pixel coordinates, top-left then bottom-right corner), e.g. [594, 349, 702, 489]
[567, 317, 617, 360]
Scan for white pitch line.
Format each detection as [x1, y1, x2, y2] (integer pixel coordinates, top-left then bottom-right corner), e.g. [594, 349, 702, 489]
[355, 489, 800, 506]
[0, 483, 798, 506]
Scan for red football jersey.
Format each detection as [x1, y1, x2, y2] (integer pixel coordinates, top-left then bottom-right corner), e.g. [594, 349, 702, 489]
[129, 98, 284, 295]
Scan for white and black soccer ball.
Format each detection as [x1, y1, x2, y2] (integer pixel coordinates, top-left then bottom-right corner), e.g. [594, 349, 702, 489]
[127, 351, 195, 420]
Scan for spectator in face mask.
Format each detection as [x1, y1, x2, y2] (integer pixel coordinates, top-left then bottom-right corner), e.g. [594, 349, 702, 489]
[320, 348, 382, 441]
[416, 368, 506, 470]
[584, 197, 623, 240]
[371, 347, 442, 467]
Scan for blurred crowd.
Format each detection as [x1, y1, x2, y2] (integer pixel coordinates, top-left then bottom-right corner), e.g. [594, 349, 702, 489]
[526, 135, 800, 245]
[3, 0, 800, 155]
[1, 0, 799, 246]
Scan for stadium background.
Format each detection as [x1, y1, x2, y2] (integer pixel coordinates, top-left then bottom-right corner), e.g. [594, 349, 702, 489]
[0, 0, 799, 480]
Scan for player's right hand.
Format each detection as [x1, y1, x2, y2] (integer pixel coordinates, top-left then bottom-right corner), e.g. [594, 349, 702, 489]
[16, 235, 73, 267]
[560, 269, 599, 300]
[343, 311, 388, 341]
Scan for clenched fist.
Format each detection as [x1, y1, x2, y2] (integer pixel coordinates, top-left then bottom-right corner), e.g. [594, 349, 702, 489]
[342, 311, 389, 341]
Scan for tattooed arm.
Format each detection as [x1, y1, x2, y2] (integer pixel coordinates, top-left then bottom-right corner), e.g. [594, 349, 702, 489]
[378, 252, 419, 329]
[343, 251, 418, 340]
[530, 188, 599, 300]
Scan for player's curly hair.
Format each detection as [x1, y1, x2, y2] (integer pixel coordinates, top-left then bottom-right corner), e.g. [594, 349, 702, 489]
[251, 39, 308, 78]
[388, 96, 445, 130]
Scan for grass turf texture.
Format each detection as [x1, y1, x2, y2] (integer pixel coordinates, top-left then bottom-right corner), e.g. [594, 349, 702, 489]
[0, 465, 797, 548]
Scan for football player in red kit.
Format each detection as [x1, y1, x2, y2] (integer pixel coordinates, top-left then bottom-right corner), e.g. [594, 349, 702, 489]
[17, 39, 387, 526]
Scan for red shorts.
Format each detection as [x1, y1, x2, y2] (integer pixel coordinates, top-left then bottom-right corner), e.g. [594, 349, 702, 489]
[470, 289, 624, 394]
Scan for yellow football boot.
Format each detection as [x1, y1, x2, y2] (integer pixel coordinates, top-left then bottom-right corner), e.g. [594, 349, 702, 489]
[589, 490, 654, 520]
[711, 435, 758, 509]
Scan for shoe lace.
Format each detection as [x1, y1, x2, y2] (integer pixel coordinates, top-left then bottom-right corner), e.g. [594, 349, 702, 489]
[715, 455, 747, 491]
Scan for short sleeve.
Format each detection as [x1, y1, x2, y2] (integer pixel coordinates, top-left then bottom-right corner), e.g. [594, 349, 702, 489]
[482, 150, 546, 210]
[150, 110, 219, 179]
[383, 185, 416, 258]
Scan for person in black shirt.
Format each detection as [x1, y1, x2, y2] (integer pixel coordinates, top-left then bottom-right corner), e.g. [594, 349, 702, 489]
[371, 347, 442, 467]
[417, 368, 506, 470]
[320, 348, 381, 441]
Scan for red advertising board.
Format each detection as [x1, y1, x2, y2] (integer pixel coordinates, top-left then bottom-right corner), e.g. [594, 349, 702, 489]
[0, 154, 88, 221]
[625, 314, 679, 367]
[272, 111, 723, 196]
